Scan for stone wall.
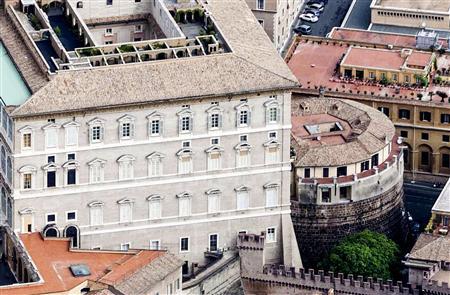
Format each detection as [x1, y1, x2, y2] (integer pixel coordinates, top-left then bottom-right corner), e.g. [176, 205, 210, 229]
[291, 180, 406, 267]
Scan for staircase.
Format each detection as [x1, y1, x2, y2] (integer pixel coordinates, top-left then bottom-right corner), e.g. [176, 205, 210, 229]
[0, 8, 48, 94]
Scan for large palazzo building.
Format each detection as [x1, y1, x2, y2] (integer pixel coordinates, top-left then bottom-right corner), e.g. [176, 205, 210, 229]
[0, 0, 301, 282]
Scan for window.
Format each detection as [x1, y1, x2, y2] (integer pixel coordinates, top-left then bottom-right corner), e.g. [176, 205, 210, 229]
[178, 109, 193, 134]
[148, 195, 162, 219]
[405, 75, 410, 83]
[120, 243, 130, 251]
[46, 213, 56, 224]
[177, 149, 193, 174]
[236, 103, 251, 127]
[236, 187, 250, 210]
[118, 115, 135, 140]
[371, 154, 379, 168]
[443, 135, 450, 143]
[118, 199, 133, 223]
[266, 227, 276, 243]
[89, 202, 103, 226]
[268, 132, 277, 139]
[206, 146, 223, 171]
[43, 163, 58, 188]
[380, 72, 386, 80]
[22, 131, 32, 150]
[118, 155, 135, 180]
[323, 167, 329, 177]
[180, 237, 189, 252]
[400, 130, 408, 138]
[67, 211, 77, 221]
[23, 173, 32, 189]
[134, 25, 142, 32]
[105, 28, 113, 35]
[236, 143, 251, 168]
[177, 193, 191, 217]
[150, 240, 160, 250]
[377, 107, 389, 117]
[44, 126, 58, 149]
[421, 133, 429, 140]
[398, 109, 411, 120]
[88, 159, 105, 183]
[360, 160, 370, 171]
[207, 106, 223, 130]
[67, 153, 76, 160]
[337, 166, 347, 177]
[147, 153, 164, 177]
[240, 135, 248, 142]
[106, 0, 112, 5]
[321, 188, 331, 203]
[265, 141, 280, 164]
[147, 112, 164, 137]
[441, 113, 450, 124]
[239, 110, 249, 125]
[67, 168, 76, 185]
[64, 123, 79, 146]
[47, 170, 56, 187]
[304, 168, 310, 178]
[206, 189, 220, 213]
[256, 0, 265, 10]
[209, 234, 218, 252]
[339, 186, 351, 201]
[392, 73, 398, 81]
[88, 118, 105, 143]
[420, 111, 432, 122]
[369, 72, 375, 79]
[182, 141, 191, 148]
[265, 100, 280, 124]
[211, 137, 220, 145]
[264, 184, 278, 207]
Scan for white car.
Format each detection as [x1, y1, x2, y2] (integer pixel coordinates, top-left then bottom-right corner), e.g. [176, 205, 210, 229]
[299, 13, 319, 23]
[307, 3, 324, 11]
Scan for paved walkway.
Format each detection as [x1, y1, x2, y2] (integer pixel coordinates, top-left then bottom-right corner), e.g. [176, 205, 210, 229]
[0, 10, 48, 94]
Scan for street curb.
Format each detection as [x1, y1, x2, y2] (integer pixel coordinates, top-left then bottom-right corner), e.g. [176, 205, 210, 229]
[340, 0, 356, 28]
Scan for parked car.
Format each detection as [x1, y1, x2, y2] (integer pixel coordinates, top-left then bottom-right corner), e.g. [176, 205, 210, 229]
[306, 3, 324, 12]
[294, 24, 312, 35]
[299, 13, 319, 23]
[304, 8, 321, 16]
[308, 0, 327, 5]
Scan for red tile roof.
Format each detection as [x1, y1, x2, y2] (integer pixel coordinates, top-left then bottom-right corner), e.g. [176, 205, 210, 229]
[342, 47, 405, 71]
[407, 51, 433, 68]
[329, 28, 417, 48]
[0, 233, 165, 295]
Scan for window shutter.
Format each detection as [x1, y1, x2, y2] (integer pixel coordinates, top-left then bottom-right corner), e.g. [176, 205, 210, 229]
[178, 117, 182, 133]
[189, 116, 193, 132]
[236, 111, 240, 127]
[207, 113, 211, 130]
[130, 122, 135, 138]
[159, 119, 164, 136]
[266, 107, 270, 124]
[276, 107, 281, 123]
[88, 126, 92, 143]
[218, 113, 223, 128]
[247, 109, 252, 125]
[100, 125, 105, 141]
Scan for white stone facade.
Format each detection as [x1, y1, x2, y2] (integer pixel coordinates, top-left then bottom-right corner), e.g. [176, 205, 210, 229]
[12, 91, 297, 267]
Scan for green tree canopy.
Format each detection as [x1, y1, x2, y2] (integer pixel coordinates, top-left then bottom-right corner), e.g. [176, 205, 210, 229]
[320, 230, 399, 280]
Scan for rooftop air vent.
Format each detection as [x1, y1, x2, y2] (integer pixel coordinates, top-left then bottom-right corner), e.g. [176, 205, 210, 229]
[69, 264, 91, 277]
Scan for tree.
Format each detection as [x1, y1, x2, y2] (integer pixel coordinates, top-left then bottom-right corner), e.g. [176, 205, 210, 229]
[437, 90, 448, 102]
[319, 230, 399, 280]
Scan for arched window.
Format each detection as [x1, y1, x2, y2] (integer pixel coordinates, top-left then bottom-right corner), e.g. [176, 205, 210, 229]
[76, 1, 83, 8]
[43, 225, 59, 237]
[64, 225, 80, 248]
[1, 146, 5, 172]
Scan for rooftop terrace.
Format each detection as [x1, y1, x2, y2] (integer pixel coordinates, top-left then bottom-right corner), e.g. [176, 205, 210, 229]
[374, 0, 450, 13]
[7, 0, 228, 72]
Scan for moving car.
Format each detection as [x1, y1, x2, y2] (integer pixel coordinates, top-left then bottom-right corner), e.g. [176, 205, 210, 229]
[299, 13, 319, 23]
[294, 24, 312, 35]
[307, 0, 327, 5]
[306, 3, 324, 12]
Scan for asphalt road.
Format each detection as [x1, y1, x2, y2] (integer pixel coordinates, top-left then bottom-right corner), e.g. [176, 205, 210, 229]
[296, 0, 353, 37]
[403, 181, 443, 230]
[342, 0, 372, 29]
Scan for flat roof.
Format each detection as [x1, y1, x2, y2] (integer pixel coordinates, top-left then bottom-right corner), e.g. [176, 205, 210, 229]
[432, 178, 450, 214]
[342, 47, 406, 71]
[377, 0, 450, 13]
[329, 28, 417, 48]
[0, 233, 167, 294]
